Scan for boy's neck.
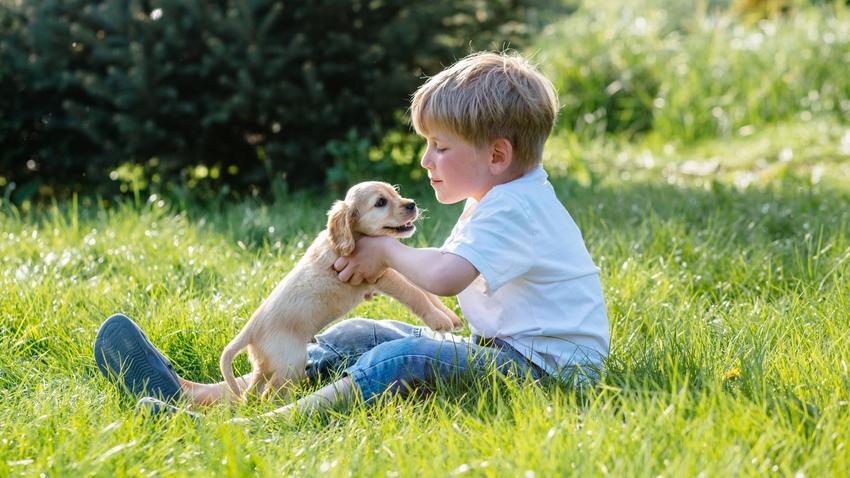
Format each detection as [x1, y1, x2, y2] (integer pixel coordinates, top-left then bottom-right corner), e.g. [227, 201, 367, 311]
[472, 164, 536, 202]
[498, 162, 540, 184]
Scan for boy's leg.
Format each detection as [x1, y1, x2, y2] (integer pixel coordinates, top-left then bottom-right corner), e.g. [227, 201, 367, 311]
[345, 335, 541, 404]
[256, 334, 540, 422]
[95, 313, 250, 405]
[137, 317, 418, 419]
[95, 314, 426, 406]
[248, 375, 358, 422]
[305, 318, 430, 383]
[229, 318, 429, 420]
[176, 318, 422, 405]
[178, 375, 251, 405]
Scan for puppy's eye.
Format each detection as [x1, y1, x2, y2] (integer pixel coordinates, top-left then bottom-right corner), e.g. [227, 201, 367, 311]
[375, 197, 387, 207]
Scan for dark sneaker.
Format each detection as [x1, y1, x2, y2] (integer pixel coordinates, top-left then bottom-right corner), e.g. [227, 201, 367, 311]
[94, 314, 182, 403]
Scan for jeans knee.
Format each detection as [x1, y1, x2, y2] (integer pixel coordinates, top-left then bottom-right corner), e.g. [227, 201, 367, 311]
[318, 318, 421, 349]
[346, 336, 466, 401]
[317, 318, 378, 348]
[356, 336, 457, 372]
[327, 317, 375, 333]
[382, 336, 437, 356]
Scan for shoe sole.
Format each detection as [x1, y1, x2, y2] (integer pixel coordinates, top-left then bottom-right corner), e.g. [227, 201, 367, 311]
[94, 314, 182, 402]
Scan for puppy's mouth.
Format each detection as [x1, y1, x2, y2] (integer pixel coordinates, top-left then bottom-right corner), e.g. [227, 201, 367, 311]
[384, 221, 415, 234]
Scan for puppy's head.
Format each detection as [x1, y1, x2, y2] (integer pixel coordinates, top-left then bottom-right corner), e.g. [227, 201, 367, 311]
[327, 181, 419, 255]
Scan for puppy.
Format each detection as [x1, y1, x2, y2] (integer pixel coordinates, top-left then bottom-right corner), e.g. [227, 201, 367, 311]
[220, 181, 462, 400]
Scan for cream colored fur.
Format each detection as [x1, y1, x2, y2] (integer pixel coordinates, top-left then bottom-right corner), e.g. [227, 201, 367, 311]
[219, 181, 462, 400]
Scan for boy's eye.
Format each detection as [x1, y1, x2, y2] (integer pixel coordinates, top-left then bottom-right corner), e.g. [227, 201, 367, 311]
[375, 197, 387, 207]
[429, 141, 447, 153]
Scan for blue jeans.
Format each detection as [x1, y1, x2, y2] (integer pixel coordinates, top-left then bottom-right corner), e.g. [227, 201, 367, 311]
[305, 318, 544, 402]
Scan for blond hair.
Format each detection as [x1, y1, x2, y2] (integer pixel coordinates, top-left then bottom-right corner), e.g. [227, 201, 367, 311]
[410, 51, 559, 172]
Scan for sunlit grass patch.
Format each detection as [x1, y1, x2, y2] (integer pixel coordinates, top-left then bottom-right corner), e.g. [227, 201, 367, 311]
[2, 118, 848, 474]
[3, 0, 850, 474]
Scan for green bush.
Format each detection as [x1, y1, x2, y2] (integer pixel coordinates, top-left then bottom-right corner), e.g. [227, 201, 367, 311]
[0, 0, 557, 201]
[537, 0, 850, 142]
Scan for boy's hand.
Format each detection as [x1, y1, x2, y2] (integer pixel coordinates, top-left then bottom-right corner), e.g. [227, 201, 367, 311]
[333, 235, 394, 285]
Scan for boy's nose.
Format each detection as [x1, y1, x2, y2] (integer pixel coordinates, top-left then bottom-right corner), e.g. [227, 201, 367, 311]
[420, 153, 432, 169]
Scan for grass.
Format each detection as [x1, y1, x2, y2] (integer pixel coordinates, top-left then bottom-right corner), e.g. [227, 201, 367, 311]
[536, 0, 850, 142]
[2, 116, 848, 476]
[3, 0, 850, 476]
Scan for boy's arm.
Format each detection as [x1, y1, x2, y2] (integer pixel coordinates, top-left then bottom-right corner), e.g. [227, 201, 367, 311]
[334, 236, 479, 297]
[384, 241, 479, 296]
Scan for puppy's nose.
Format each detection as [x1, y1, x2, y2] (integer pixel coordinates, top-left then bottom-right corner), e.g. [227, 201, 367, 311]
[405, 202, 416, 211]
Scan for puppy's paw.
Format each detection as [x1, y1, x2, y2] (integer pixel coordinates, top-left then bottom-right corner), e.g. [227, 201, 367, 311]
[423, 311, 454, 332]
[444, 308, 463, 331]
[426, 294, 463, 331]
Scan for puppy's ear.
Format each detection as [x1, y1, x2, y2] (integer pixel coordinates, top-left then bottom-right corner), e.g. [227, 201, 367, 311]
[327, 200, 358, 256]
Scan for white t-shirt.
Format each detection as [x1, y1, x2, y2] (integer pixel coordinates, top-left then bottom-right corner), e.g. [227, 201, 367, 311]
[440, 166, 610, 378]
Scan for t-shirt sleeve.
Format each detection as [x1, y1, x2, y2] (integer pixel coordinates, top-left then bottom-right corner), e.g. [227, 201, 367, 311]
[440, 193, 534, 294]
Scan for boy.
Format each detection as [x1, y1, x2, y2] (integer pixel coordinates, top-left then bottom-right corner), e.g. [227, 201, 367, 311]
[94, 51, 609, 420]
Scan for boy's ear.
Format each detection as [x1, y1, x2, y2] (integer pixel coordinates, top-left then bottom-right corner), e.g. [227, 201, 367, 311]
[488, 138, 514, 175]
[327, 200, 358, 256]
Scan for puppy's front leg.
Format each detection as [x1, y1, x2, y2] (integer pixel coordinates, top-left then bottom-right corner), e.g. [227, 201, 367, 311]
[375, 269, 454, 332]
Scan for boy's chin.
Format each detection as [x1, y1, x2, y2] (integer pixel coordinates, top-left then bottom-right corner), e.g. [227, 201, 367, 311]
[434, 192, 464, 205]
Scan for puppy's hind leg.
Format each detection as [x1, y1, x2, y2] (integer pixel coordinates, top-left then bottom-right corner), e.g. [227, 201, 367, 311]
[262, 346, 308, 401]
[244, 371, 269, 400]
[248, 331, 308, 402]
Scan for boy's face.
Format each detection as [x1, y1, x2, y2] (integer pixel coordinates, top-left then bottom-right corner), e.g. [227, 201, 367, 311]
[419, 127, 495, 204]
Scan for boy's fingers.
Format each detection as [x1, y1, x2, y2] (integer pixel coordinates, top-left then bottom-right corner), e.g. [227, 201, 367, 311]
[337, 265, 353, 282]
[333, 257, 348, 272]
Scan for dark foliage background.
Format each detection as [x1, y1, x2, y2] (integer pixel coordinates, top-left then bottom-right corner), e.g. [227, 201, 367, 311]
[0, 0, 563, 202]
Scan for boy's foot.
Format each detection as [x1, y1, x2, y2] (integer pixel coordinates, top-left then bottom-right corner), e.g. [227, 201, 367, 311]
[136, 397, 203, 419]
[94, 313, 182, 403]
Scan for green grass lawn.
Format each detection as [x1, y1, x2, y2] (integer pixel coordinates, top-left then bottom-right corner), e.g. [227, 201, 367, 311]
[1, 116, 848, 476]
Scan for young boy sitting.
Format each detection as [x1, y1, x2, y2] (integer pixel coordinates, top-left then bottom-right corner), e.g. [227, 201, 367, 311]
[94, 51, 609, 420]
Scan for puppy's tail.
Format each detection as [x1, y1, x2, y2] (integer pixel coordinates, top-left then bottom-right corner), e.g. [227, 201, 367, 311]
[220, 329, 251, 400]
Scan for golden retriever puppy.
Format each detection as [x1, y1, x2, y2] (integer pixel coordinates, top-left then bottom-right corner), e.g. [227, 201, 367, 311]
[220, 181, 462, 400]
